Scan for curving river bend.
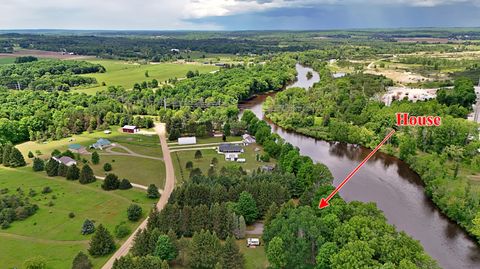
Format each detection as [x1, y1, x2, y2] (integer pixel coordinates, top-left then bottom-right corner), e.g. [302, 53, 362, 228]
[239, 64, 480, 269]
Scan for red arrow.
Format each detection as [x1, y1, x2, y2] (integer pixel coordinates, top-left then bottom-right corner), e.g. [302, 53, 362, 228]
[319, 129, 396, 209]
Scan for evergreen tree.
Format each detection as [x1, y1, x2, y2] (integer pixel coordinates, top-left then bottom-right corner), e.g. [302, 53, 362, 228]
[221, 236, 244, 269]
[185, 161, 193, 170]
[0, 144, 3, 164]
[188, 230, 221, 269]
[81, 219, 96, 235]
[66, 164, 80, 180]
[194, 150, 203, 159]
[264, 203, 279, 227]
[28, 151, 34, 159]
[2, 144, 12, 166]
[147, 184, 160, 199]
[58, 163, 68, 177]
[127, 204, 143, 221]
[32, 157, 45, 172]
[91, 151, 100, 165]
[154, 234, 177, 261]
[103, 162, 112, 172]
[72, 251, 93, 269]
[238, 215, 246, 239]
[45, 158, 59, 177]
[79, 165, 96, 184]
[180, 205, 193, 237]
[235, 191, 258, 224]
[119, 179, 132, 190]
[267, 236, 287, 269]
[88, 224, 116, 257]
[102, 173, 120, 190]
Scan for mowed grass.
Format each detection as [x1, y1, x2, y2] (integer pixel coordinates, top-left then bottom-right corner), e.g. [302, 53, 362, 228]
[0, 57, 16, 65]
[172, 143, 275, 184]
[238, 239, 269, 269]
[77, 59, 218, 94]
[91, 155, 166, 188]
[0, 167, 155, 269]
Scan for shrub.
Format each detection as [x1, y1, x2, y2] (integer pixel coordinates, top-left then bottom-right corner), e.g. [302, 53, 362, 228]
[91, 151, 100, 165]
[81, 219, 95, 235]
[114, 222, 131, 239]
[41, 186, 52, 194]
[69, 212, 76, 218]
[119, 179, 132, 190]
[102, 173, 119, 190]
[103, 163, 112, 172]
[32, 158, 45, 172]
[23, 256, 47, 269]
[185, 161, 193, 170]
[127, 204, 143, 221]
[194, 150, 203, 159]
[28, 151, 34, 158]
[147, 184, 160, 199]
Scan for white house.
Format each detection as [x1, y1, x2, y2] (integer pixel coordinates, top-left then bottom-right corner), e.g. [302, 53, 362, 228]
[225, 153, 239, 161]
[52, 156, 77, 167]
[242, 134, 256, 145]
[178, 137, 197, 145]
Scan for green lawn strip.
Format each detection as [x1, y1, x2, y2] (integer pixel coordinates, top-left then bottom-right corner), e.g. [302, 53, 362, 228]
[0, 167, 154, 268]
[77, 60, 218, 94]
[91, 155, 166, 188]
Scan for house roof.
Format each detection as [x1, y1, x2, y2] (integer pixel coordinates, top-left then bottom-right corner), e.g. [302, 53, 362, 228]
[122, 125, 138, 130]
[219, 143, 243, 153]
[68, 144, 83, 150]
[92, 138, 111, 148]
[54, 156, 76, 165]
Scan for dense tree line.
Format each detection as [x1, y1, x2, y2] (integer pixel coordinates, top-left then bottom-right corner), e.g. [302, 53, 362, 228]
[0, 59, 104, 91]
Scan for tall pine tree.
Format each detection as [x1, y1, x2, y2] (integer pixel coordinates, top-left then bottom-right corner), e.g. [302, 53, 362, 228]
[9, 147, 26, 167]
[80, 164, 96, 184]
[221, 236, 244, 269]
[88, 224, 116, 257]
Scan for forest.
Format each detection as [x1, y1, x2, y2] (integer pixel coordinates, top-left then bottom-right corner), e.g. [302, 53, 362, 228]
[0, 58, 104, 91]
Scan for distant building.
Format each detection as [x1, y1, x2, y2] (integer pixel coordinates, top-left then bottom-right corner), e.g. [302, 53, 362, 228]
[90, 138, 112, 150]
[170, 49, 180, 53]
[122, 125, 139, 133]
[52, 156, 77, 167]
[236, 158, 246, 163]
[218, 144, 243, 154]
[225, 153, 239, 161]
[178, 137, 197, 145]
[68, 144, 85, 153]
[242, 134, 256, 145]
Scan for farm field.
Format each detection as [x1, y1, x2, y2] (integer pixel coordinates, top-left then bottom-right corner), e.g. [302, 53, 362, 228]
[0, 167, 154, 269]
[77, 59, 218, 94]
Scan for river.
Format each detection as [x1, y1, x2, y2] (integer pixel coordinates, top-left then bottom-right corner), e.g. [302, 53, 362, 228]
[239, 64, 480, 269]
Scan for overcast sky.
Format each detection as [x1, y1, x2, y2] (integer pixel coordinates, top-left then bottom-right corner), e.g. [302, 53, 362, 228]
[1, 0, 479, 30]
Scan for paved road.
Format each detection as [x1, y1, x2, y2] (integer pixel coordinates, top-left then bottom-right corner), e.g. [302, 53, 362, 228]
[101, 123, 175, 269]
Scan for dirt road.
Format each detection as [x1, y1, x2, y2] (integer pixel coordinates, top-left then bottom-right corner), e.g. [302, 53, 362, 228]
[101, 123, 175, 269]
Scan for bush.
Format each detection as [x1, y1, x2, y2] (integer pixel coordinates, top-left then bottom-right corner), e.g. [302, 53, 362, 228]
[69, 212, 76, 218]
[185, 161, 193, 170]
[103, 163, 112, 172]
[32, 158, 45, 172]
[81, 219, 95, 235]
[147, 184, 160, 199]
[101, 174, 119, 190]
[91, 151, 100, 165]
[28, 151, 34, 158]
[194, 150, 203, 159]
[127, 204, 143, 221]
[41, 186, 52, 194]
[114, 222, 131, 239]
[119, 179, 132, 190]
[23, 256, 47, 269]
[72, 251, 93, 269]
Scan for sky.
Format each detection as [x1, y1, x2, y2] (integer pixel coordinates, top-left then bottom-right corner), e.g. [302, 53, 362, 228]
[1, 0, 480, 30]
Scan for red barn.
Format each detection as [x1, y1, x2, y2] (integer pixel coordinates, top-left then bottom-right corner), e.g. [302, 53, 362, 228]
[122, 125, 139, 133]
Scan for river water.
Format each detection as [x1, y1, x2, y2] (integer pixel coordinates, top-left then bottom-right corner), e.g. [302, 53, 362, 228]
[239, 64, 480, 269]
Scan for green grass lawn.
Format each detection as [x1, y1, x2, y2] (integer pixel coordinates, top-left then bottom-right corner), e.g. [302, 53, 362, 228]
[238, 239, 268, 269]
[91, 155, 166, 188]
[76, 59, 218, 94]
[0, 57, 16, 65]
[0, 167, 155, 269]
[172, 143, 275, 184]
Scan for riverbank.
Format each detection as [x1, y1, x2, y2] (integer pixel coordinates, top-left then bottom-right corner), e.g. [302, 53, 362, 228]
[242, 63, 480, 269]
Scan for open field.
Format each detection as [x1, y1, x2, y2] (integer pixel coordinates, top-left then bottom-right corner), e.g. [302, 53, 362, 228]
[172, 142, 275, 184]
[91, 155, 165, 188]
[77, 59, 218, 94]
[0, 57, 16, 65]
[0, 167, 154, 269]
[17, 127, 165, 187]
[238, 238, 268, 269]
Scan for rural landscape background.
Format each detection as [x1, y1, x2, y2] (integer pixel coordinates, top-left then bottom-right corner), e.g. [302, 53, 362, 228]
[2, 1, 480, 269]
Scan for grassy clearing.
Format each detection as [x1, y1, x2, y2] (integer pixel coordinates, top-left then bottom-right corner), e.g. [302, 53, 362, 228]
[172, 143, 275, 184]
[238, 239, 268, 269]
[0, 57, 16, 65]
[0, 167, 154, 269]
[92, 155, 166, 188]
[77, 59, 218, 94]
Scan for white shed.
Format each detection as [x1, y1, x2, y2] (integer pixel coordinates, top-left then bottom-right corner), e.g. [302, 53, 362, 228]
[178, 137, 197, 145]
